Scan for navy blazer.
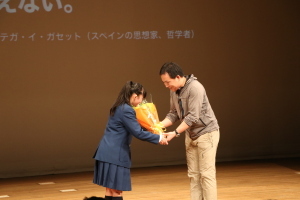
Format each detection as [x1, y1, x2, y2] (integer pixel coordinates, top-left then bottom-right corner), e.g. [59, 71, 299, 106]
[93, 104, 160, 168]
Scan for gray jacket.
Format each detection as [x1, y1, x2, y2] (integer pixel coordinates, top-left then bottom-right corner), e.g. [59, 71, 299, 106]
[166, 74, 219, 140]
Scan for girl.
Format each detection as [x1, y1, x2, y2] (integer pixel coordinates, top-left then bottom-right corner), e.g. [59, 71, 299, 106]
[93, 81, 167, 200]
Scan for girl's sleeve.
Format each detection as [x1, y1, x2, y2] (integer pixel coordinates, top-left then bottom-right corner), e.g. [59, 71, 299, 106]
[122, 106, 160, 144]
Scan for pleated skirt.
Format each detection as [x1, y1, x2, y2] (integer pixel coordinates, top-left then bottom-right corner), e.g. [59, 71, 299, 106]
[93, 160, 132, 191]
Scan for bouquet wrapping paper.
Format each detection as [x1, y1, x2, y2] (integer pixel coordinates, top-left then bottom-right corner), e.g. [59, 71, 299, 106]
[133, 102, 165, 134]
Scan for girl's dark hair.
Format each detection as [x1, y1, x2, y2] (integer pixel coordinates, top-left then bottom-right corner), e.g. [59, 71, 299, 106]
[109, 81, 147, 116]
[159, 62, 184, 78]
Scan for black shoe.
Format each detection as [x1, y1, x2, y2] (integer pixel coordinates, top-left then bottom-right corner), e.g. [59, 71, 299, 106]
[83, 196, 105, 200]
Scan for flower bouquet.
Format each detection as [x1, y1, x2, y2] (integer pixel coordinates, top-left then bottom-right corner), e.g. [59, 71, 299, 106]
[133, 100, 165, 135]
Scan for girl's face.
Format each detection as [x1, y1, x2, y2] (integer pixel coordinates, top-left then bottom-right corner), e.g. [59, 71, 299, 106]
[130, 93, 144, 107]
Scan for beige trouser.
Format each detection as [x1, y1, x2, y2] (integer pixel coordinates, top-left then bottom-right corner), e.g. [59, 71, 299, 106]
[185, 129, 220, 200]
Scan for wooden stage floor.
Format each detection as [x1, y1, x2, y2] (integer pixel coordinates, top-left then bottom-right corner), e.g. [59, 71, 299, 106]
[1, 158, 300, 200]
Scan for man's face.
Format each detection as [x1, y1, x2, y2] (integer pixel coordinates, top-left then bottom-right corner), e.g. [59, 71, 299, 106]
[160, 73, 181, 92]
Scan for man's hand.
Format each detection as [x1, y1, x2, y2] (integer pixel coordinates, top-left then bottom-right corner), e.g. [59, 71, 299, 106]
[163, 131, 176, 142]
[159, 136, 168, 145]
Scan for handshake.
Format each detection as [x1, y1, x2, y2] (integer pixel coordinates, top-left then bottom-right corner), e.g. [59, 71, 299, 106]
[159, 131, 179, 145]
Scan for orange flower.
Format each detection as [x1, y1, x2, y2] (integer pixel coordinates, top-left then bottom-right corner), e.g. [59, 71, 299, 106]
[133, 102, 165, 135]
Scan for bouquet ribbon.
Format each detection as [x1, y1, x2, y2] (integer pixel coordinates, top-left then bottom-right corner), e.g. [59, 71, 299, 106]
[151, 122, 166, 135]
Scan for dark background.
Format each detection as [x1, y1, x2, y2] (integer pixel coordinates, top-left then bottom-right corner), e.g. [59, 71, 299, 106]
[1, 0, 299, 178]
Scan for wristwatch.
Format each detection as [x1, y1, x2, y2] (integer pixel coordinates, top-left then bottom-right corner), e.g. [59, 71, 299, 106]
[174, 129, 180, 137]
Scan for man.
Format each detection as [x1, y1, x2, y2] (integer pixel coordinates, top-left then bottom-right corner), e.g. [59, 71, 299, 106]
[160, 62, 220, 200]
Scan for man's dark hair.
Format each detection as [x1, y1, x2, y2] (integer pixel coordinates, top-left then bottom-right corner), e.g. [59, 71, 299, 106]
[159, 62, 184, 79]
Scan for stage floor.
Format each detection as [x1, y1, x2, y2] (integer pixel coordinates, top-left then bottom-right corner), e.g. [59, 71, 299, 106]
[1, 158, 300, 200]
